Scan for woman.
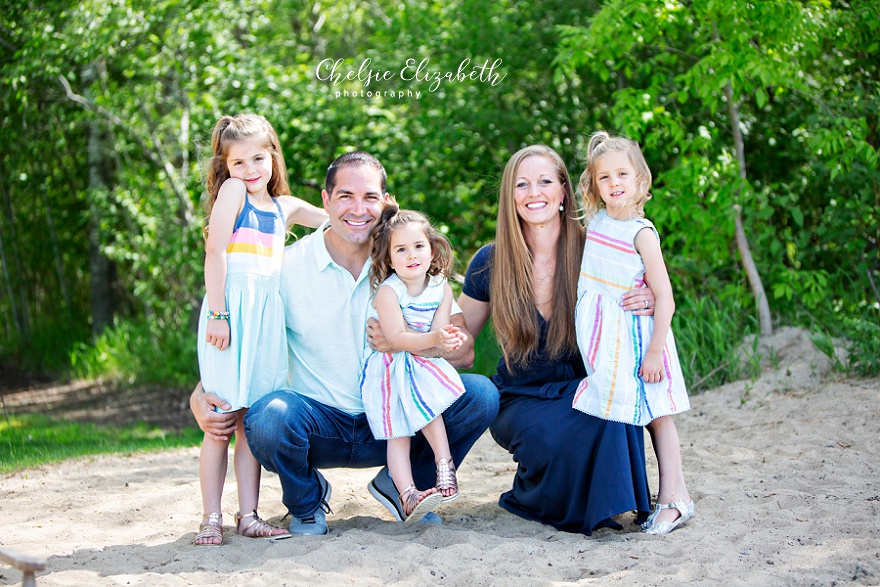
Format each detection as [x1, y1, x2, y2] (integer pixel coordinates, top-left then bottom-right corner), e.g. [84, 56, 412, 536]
[457, 145, 653, 534]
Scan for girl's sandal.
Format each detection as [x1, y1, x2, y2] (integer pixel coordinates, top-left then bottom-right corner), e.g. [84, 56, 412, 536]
[435, 458, 459, 502]
[235, 510, 291, 539]
[398, 485, 443, 524]
[640, 504, 661, 530]
[642, 500, 695, 535]
[194, 512, 223, 546]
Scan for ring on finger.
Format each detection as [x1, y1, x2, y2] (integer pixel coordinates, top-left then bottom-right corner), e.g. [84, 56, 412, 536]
[644, 300, 649, 309]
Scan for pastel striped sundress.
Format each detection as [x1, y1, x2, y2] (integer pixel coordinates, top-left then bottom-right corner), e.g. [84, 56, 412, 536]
[572, 210, 689, 426]
[359, 274, 466, 440]
[197, 195, 289, 412]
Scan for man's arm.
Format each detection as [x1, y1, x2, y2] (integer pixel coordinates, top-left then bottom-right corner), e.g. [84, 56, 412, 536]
[190, 381, 238, 441]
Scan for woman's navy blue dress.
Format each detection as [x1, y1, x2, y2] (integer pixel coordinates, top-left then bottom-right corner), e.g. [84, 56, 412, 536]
[464, 244, 651, 535]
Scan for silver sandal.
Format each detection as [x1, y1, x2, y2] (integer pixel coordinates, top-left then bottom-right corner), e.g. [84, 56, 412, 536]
[235, 510, 291, 539]
[435, 458, 459, 502]
[194, 512, 223, 546]
[642, 500, 694, 535]
[398, 485, 443, 523]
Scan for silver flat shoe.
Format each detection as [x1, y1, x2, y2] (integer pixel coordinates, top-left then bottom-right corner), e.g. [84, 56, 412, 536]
[642, 499, 694, 535]
[641, 504, 661, 530]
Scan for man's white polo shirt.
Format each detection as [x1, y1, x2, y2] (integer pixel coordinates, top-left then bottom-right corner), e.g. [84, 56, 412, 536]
[279, 221, 462, 416]
[279, 222, 373, 415]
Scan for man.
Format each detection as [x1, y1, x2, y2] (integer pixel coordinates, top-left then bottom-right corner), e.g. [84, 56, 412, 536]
[190, 152, 498, 535]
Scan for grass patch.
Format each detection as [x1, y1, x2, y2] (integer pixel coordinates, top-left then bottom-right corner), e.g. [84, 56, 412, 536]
[70, 318, 198, 387]
[812, 315, 880, 378]
[673, 294, 758, 392]
[1, 319, 92, 378]
[0, 413, 203, 474]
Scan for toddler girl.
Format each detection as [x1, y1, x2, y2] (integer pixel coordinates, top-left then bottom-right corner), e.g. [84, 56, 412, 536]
[359, 202, 467, 523]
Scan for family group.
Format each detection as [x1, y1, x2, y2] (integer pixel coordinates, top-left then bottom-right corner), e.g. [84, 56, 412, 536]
[188, 113, 694, 546]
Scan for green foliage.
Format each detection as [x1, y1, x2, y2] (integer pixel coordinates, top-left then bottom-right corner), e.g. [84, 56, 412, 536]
[69, 319, 198, 387]
[1, 319, 92, 376]
[772, 268, 831, 310]
[809, 328, 846, 373]
[0, 413, 202, 473]
[673, 292, 758, 392]
[813, 317, 880, 378]
[556, 0, 879, 353]
[841, 318, 880, 378]
[1, 0, 878, 391]
[466, 318, 502, 378]
[556, 0, 826, 323]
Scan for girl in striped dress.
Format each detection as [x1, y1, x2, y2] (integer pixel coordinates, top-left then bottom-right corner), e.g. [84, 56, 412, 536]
[195, 114, 327, 545]
[359, 202, 467, 522]
[573, 131, 693, 535]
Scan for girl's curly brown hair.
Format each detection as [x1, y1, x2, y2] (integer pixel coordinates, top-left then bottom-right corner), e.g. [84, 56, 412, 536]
[369, 200, 454, 292]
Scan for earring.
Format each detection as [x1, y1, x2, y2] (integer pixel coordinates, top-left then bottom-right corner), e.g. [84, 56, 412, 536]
[559, 204, 564, 211]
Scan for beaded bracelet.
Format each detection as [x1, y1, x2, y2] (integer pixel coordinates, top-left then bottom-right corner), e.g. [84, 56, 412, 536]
[206, 310, 230, 320]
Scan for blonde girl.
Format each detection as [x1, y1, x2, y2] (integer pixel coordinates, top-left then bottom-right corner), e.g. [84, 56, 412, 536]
[573, 131, 693, 535]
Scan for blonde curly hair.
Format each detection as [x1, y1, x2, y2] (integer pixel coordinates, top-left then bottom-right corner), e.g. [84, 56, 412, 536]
[579, 131, 652, 219]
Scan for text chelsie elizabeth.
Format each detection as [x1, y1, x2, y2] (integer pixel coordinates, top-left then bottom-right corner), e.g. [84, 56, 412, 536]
[315, 58, 506, 99]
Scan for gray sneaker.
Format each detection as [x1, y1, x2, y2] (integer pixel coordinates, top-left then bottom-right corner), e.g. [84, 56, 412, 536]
[368, 466, 404, 521]
[367, 466, 443, 524]
[288, 470, 332, 535]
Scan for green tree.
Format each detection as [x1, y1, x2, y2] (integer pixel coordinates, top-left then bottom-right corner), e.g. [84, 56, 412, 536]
[806, 1, 879, 311]
[557, 0, 831, 336]
[3, 0, 877, 387]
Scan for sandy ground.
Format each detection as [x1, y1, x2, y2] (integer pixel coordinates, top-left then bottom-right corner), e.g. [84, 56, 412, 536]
[1, 327, 879, 586]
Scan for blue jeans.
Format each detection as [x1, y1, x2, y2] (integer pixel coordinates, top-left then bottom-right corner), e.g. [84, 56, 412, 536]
[244, 374, 499, 518]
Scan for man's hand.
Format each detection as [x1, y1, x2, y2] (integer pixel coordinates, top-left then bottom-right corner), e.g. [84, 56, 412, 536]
[366, 317, 393, 353]
[190, 381, 237, 441]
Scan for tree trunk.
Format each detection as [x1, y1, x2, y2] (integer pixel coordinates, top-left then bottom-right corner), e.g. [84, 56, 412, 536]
[83, 61, 116, 336]
[40, 188, 72, 310]
[725, 83, 773, 336]
[0, 175, 30, 343]
[0, 218, 21, 343]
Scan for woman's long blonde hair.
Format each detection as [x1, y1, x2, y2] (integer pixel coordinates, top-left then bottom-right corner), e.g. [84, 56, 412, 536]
[490, 145, 585, 368]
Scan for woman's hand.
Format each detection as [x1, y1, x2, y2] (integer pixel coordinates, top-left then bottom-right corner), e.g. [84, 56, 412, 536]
[190, 382, 237, 441]
[620, 276, 656, 316]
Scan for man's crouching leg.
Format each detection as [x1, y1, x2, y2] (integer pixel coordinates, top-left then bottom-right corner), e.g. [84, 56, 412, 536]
[244, 391, 332, 535]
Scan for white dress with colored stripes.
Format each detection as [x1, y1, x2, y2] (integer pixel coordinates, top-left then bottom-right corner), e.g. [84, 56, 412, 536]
[572, 210, 689, 426]
[359, 274, 466, 440]
[197, 196, 288, 412]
